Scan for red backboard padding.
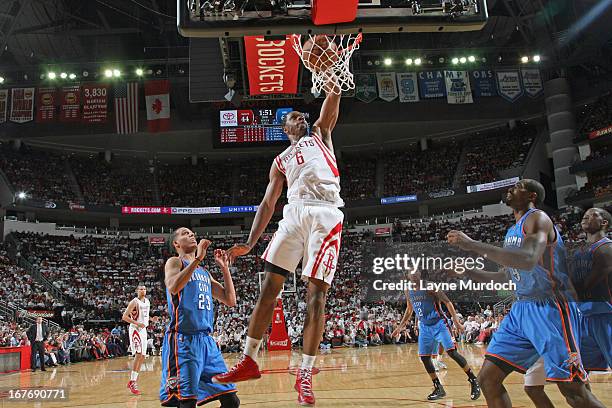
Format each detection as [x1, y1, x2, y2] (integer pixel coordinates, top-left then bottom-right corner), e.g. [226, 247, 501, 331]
[311, 0, 359, 26]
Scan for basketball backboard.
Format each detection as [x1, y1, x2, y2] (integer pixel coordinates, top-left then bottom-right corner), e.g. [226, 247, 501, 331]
[178, 0, 488, 38]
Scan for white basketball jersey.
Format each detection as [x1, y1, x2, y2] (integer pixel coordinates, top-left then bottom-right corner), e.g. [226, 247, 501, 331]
[130, 297, 150, 328]
[274, 134, 344, 207]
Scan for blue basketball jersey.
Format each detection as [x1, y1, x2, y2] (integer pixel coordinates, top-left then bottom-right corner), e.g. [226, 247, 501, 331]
[571, 237, 612, 316]
[504, 208, 571, 299]
[408, 290, 446, 326]
[166, 260, 214, 334]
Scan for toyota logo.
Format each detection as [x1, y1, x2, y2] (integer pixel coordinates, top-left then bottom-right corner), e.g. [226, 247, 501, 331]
[223, 112, 235, 120]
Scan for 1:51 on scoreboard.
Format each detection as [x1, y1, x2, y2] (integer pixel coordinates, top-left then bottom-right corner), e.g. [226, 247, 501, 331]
[218, 108, 293, 145]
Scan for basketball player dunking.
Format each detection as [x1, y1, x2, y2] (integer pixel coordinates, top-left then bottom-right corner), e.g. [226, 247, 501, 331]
[393, 271, 480, 401]
[122, 285, 157, 395]
[213, 81, 345, 406]
[160, 229, 240, 408]
[447, 179, 605, 408]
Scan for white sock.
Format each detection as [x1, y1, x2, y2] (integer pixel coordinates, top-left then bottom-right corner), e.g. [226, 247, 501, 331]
[130, 371, 138, 381]
[244, 337, 262, 360]
[301, 354, 316, 369]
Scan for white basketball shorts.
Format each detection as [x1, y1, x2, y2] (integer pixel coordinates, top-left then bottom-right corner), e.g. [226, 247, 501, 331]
[524, 357, 546, 387]
[129, 326, 148, 356]
[261, 202, 344, 286]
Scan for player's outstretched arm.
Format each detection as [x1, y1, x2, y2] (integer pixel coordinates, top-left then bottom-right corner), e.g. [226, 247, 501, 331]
[165, 239, 211, 294]
[447, 212, 550, 271]
[122, 299, 143, 328]
[210, 249, 237, 307]
[313, 76, 341, 150]
[227, 163, 284, 264]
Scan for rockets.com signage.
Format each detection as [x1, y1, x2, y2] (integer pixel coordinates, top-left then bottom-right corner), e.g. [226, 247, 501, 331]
[244, 35, 300, 95]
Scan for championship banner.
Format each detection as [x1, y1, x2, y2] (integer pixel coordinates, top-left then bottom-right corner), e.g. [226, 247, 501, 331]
[418, 70, 446, 99]
[60, 85, 81, 122]
[244, 35, 300, 95]
[36, 87, 57, 123]
[355, 73, 377, 103]
[267, 298, 291, 351]
[496, 71, 523, 102]
[82, 83, 109, 124]
[397, 72, 420, 103]
[0, 89, 9, 124]
[444, 70, 473, 104]
[471, 70, 498, 97]
[521, 68, 543, 98]
[9, 88, 34, 123]
[376, 72, 398, 102]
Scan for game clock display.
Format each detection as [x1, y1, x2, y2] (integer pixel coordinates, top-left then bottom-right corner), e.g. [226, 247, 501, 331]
[216, 107, 294, 147]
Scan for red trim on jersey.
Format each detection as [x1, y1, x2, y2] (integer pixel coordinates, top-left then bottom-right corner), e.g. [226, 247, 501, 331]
[310, 223, 342, 278]
[275, 156, 286, 175]
[311, 134, 337, 165]
[131, 329, 142, 354]
[312, 135, 339, 177]
[311, 133, 335, 158]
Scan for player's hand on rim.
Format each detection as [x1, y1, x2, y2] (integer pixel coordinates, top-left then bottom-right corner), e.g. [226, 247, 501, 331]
[225, 243, 252, 265]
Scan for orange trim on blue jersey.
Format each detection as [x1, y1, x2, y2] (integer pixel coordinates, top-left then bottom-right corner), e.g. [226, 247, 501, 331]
[197, 389, 237, 405]
[485, 352, 527, 372]
[174, 292, 182, 398]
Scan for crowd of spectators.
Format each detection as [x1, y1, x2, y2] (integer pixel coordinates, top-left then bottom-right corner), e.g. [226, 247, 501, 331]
[70, 157, 156, 206]
[568, 173, 612, 201]
[577, 93, 612, 135]
[158, 159, 234, 206]
[459, 124, 536, 187]
[583, 144, 611, 162]
[340, 153, 378, 201]
[13, 232, 167, 320]
[0, 247, 58, 309]
[383, 141, 461, 197]
[0, 143, 77, 203]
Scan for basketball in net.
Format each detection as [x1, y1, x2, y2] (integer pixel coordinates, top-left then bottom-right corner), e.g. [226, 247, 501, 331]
[292, 33, 362, 95]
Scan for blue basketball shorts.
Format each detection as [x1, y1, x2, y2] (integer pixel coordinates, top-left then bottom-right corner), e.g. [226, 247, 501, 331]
[580, 313, 612, 371]
[418, 319, 456, 356]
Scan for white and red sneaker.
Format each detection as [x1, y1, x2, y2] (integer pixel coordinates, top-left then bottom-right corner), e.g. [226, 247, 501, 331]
[295, 368, 315, 406]
[212, 355, 261, 384]
[127, 380, 141, 395]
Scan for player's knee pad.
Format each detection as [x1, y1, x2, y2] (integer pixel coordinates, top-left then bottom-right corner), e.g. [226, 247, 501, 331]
[420, 356, 436, 374]
[447, 349, 467, 367]
[219, 392, 240, 408]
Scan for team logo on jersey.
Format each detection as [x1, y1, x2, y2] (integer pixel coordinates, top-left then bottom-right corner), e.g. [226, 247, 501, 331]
[323, 252, 336, 278]
[165, 376, 179, 392]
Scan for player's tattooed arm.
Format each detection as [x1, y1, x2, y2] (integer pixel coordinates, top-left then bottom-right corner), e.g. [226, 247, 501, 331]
[165, 240, 211, 294]
[122, 299, 144, 328]
[210, 249, 237, 307]
[447, 211, 550, 271]
[586, 243, 612, 291]
[435, 291, 465, 333]
[227, 163, 284, 264]
[313, 74, 340, 150]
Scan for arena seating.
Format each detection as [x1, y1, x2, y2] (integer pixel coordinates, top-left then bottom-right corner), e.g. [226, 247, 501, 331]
[577, 93, 612, 135]
[459, 124, 536, 187]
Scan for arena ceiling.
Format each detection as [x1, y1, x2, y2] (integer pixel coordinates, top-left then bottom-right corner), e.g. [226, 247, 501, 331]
[1, 0, 610, 73]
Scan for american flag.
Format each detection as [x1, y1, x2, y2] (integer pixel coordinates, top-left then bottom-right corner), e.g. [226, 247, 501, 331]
[114, 82, 139, 134]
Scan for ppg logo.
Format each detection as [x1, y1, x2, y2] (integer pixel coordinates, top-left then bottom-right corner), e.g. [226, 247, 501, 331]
[223, 112, 235, 121]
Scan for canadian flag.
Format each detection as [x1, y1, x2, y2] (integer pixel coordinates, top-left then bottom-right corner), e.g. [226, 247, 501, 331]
[145, 80, 171, 132]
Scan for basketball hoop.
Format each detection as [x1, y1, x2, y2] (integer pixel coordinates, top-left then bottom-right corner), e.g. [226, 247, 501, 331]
[291, 33, 363, 96]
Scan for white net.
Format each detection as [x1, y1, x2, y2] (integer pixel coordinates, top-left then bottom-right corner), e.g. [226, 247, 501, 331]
[291, 33, 363, 96]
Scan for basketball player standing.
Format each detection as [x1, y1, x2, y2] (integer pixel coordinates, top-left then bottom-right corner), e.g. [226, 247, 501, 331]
[213, 82, 345, 406]
[122, 285, 155, 395]
[447, 179, 604, 408]
[160, 229, 240, 408]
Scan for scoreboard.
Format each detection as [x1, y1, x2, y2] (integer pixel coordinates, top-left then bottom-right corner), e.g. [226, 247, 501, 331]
[217, 107, 294, 146]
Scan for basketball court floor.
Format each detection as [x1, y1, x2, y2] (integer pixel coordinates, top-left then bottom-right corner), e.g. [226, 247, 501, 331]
[1, 344, 610, 407]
